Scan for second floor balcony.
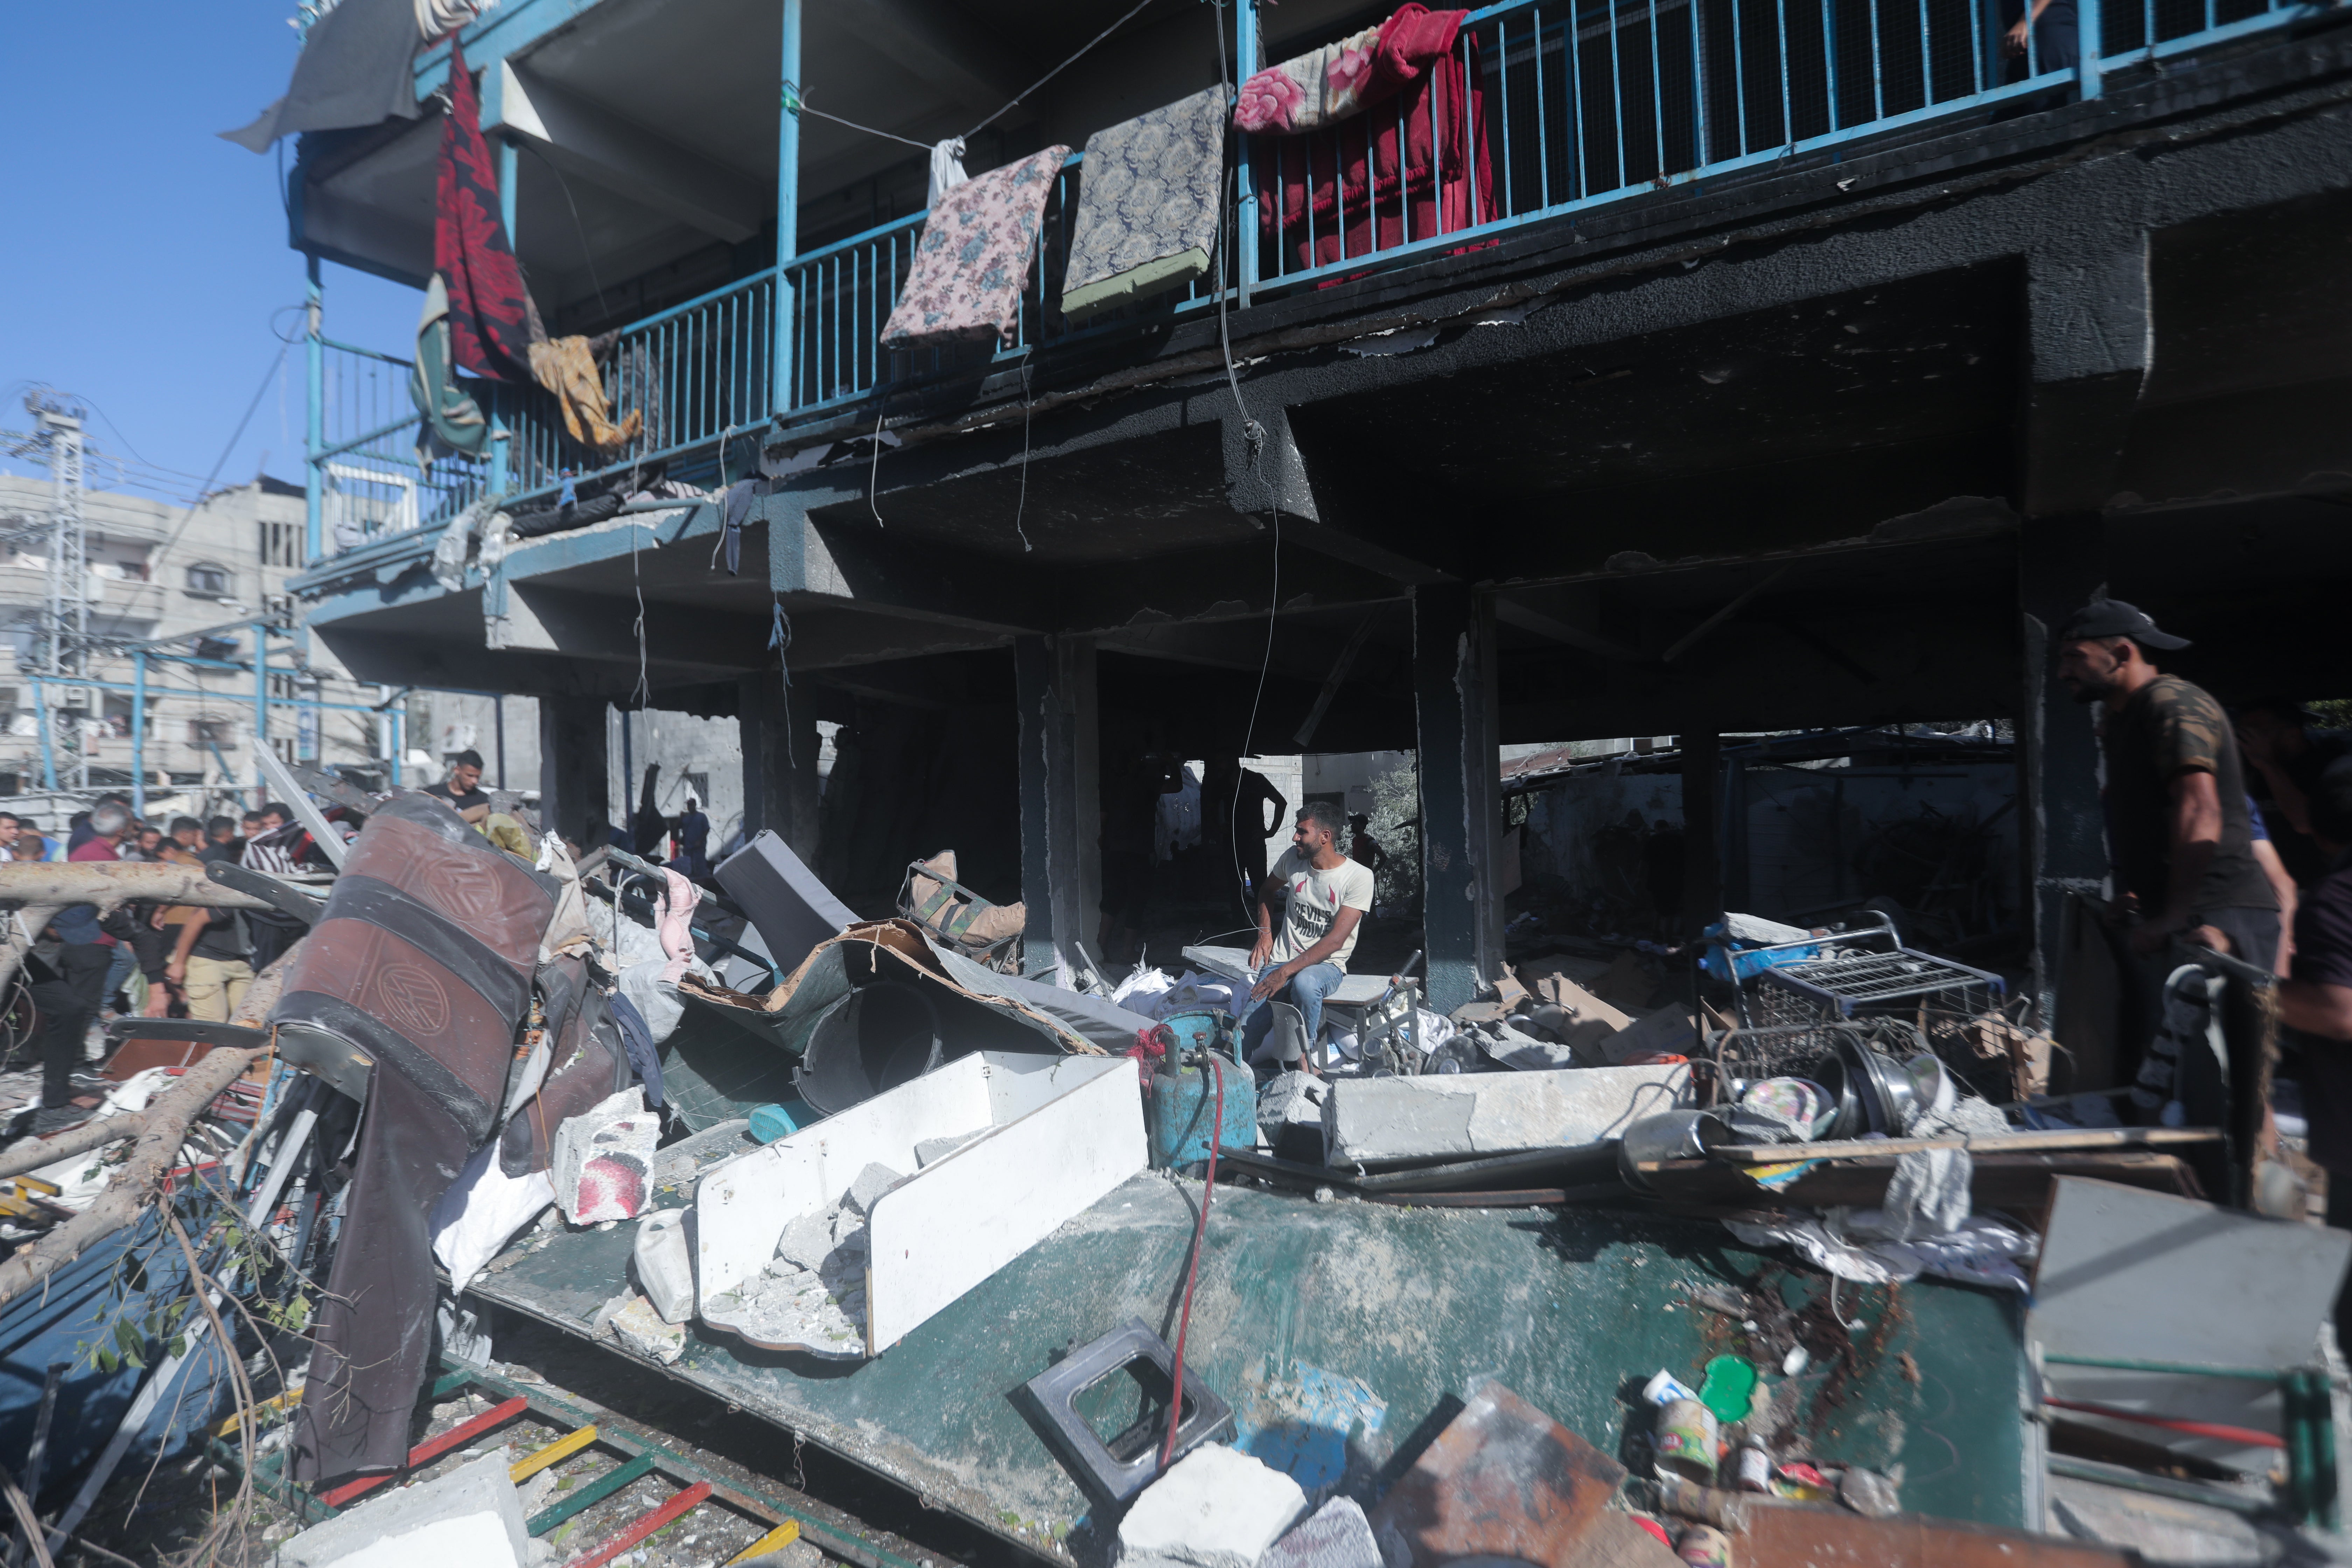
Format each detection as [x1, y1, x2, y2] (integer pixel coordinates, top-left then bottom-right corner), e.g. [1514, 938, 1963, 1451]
[282, 0, 2346, 571]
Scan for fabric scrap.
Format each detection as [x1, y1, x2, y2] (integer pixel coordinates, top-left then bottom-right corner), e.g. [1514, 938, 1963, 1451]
[434, 35, 537, 381]
[1256, 14, 1492, 273]
[1062, 88, 1228, 322]
[1723, 1211, 2036, 1292]
[656, 867, 700, 985]
[882, 146, 1072, 353]
[415, 0, 483, 40]
[928, 136, 970, 206]
[527, 335, 640, 451]
[608, 990, 665, 1108]
[410, 274, 491, 469]
[222, 0, 423, 152]
[429, 1141, 553, 1295]
[1233, 5, 1466, 134]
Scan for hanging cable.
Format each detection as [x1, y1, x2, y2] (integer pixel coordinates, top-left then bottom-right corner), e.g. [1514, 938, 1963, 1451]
[867, 395, 890, 528]
[1160, 1051, 1225, 1469]
[1013, 357, 1034, 552]
[769, 594, 797, 769]
[967, 0, 1168, 139]
[781, 84, 936, 151]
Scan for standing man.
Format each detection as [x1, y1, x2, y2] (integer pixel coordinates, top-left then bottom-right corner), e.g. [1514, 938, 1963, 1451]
[424, 749, 491, 825]
[2238, 698, 2351, 887]
[2055, 598, 2280, 970]
[204, 816, 243, 861]
[673, 797, 712, 878]
[168, 817, 205, 854]
[1236, 801, 1376, 1071]
[241, 803, 313, 972]
[30, 802, 133, 1131]
[2270, 758, 2352, 1320]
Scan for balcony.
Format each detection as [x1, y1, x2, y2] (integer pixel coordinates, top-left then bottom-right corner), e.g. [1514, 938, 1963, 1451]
[292, 0, 2338, 572]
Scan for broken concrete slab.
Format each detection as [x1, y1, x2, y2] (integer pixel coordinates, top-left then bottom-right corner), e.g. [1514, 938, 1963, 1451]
[609, 1292, 688, 1364]
[1258, 1071, 1328, 1160]
[913, 1129, 986, 1167]
[1262, 1497, 1381, 1568]
[1117, 1443, 1307, 1568]
[841, 1161, 905, 1217]
[1324, 1065, 1690, 1167]
[717, 830, 859, 976]
[279, 1447, 528, 1568]
[553, 1087, 657, 1224]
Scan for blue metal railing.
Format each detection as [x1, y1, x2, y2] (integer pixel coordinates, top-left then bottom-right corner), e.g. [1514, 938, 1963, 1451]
[309, 0, 2308, 564]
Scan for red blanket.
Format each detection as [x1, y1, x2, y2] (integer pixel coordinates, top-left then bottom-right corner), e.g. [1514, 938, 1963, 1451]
[434, 35, 536, 381]
[1254, 8, 1493, 273]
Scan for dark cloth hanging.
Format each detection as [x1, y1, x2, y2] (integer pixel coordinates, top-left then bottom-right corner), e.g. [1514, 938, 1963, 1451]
[498, 955, 635, 1175]
[410, 275, 492, 466]
[607, 991, 666, 1109]
[434, 35, 537, 382]
[1255, 18, 1493, 274]
[283, 792, 556, 1484]
[221, 0, 423, 152]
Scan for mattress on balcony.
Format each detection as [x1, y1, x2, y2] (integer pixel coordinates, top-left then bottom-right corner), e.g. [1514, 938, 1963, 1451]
[1060, 87, 1229, 323]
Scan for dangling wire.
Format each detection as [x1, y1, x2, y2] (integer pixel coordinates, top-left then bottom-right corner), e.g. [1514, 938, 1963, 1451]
[630, 517, 650, 711]
[867, 393, 889, 528]
[1013, 357, 1035, 553]
[769, 594, 797, 769]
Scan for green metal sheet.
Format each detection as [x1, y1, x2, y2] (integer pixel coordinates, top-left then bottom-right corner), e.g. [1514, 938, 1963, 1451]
[470, 1176, 2028, 1561]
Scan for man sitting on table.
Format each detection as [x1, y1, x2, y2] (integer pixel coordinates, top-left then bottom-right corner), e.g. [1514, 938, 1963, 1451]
[1236, 800, 1375, 1072]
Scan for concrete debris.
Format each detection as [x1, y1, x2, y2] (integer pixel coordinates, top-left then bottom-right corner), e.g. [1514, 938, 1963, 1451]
[841, 1161, 906, 1217]
[631, 1209, 695, 1324]
[1257, 1071, 1329, 1159]
[609, 1290, 688, 1364]
[1116, 1443, 1307, 1568]
[914, 1130, 988, 1167]
[1838, 1466, 1901, 1518]
[278, 1447, 529, 1568]
[552, 1087, 657, 1225]
[1324, 1065, 1691, 1166]
[1262, 1497, 1382, 1568]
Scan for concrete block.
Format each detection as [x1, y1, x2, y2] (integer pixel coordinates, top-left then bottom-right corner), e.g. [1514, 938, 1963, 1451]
[841, 1161, 905, 1217]
[553, 1088, 656, 1224]
[631, 1209, 694, 1324]
[279, 1448, 528, 1568]
[1118, 1443, 1307, 1568]
[774, 1206, 840, 1273]
[914, 1129, 987, 1167]
[1325, 1065, 1690, 1166]
[1263, 1498, 1381, 1568]
[609, 1292, 687, 1364]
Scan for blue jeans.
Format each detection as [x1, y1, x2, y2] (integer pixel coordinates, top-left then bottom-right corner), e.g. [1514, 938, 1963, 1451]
[1235, 962, 1344, 1064]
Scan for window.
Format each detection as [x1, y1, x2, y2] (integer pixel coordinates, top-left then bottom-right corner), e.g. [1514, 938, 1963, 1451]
[189, 718, 234, 747]
[186, 563, 232, 596]
[259, 520, 304, 568]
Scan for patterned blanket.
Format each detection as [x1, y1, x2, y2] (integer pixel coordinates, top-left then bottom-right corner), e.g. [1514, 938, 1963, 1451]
[1061, 87, 1229, 323]
[1233, 4, 1468, 134]
[881, 146, 1072, 353]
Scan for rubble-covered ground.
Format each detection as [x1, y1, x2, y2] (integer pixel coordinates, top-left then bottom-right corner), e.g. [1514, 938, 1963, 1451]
[59, 1312, 1029, 1568]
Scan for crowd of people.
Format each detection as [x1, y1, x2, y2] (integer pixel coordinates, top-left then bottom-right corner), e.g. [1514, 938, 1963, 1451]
[5, 791, 340, 1135]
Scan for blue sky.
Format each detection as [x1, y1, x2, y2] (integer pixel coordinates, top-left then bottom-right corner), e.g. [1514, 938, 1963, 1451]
[0, 4, 424, 503]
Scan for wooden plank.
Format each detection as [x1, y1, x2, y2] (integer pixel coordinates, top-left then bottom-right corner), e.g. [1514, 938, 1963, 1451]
[528, 1454, 657, 1536]
[1741, 1502, 2133, 1566]
[317, 1396, 529, 1507]
[1689, 1126, 2220, 1169]
[512, 1424, 599, 1483]
[560, 1480, 712, 1568]
[728, 1519, 803, 1566]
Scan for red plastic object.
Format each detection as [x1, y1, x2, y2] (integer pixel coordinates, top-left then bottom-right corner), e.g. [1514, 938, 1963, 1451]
[317, 1395, 531, 1507]
[1632, 1517, 1674, 1546]
[560, 1480, 713, 1568]
[2044, 1396, 2285, 1450]
[1125, 1023, 1175, 1063]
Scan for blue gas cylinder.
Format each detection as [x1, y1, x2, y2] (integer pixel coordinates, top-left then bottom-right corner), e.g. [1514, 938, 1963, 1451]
[1148, 1044, 1257, 1171]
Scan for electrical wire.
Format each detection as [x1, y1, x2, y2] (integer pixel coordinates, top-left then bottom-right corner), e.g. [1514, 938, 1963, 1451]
[791, 96, 934, 151]
[966, 0, 1168, 140]
[527, 143, 611, 321]
[1013, 358, 1034, 552]
[150, 342, 294, 566]
[1160, 1050, 1224, 1469]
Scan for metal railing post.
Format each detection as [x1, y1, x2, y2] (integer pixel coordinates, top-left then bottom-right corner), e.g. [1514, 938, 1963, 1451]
[1237, 0, 1259, 308]
[33, 682, 55, 793]
[774, 0, 804, 416]
[2078, 0, 2104, 97]
[304, 254, 324, 565]
[131, 651, 147, 819]
[253, 621, 269, 795]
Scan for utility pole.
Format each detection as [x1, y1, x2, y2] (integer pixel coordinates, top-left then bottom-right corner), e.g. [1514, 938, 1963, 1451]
[25, 396, 90, 790]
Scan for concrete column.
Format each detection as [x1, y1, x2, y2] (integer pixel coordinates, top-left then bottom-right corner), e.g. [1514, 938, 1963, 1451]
[2018, 518, 2109, 1024]
[539, 696, 612, 853]
[1680, 731, 1723, 940]
[2022, 238, 2150, 519]
[1015, 635, 1098, 979]
[738, 671, 821, 862]
[1412, 583, 1503, 1014]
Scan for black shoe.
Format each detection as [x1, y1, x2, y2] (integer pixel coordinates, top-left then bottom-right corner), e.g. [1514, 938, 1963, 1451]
[31, 1105, 91, 1136]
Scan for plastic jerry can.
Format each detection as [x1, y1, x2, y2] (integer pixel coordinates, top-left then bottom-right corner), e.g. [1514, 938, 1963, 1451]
[1148, 1049, 1257, 1170]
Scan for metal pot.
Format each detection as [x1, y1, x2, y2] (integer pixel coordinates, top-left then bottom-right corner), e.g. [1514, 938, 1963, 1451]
[1619, 1110, 1735, 1189]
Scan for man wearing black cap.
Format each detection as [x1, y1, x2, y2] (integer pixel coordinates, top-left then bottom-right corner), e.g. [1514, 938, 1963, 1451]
[2055, 598, 2280, 969]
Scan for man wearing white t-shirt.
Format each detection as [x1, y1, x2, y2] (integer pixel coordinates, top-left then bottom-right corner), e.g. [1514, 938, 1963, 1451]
[1238, 800, 1377, 1070]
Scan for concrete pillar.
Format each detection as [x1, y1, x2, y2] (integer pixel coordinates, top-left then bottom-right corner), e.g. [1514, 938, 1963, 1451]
[1680, 731, 1723, 940]
[738, 671, 821, 863]
[539, 696, 612, 853]
[1412, 583, 1503, 1014]
[1015, 635, 1099, 979]
[2018, 518, 2109, 1025]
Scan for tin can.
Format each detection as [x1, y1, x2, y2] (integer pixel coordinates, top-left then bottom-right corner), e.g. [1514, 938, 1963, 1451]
[1735, 1442, 1772, 1492]
[1676, 1524, 1734, 1567]
[1653, 1398, 1718, 1482]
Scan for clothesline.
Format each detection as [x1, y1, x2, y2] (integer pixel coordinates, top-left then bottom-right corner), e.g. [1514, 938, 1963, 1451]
[782, 0, 1173, 160]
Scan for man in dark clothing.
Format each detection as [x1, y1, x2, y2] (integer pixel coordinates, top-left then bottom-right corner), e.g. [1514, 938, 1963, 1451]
[205, 816, 243, 860]
[2056, 598, 2280, 970]
[168, 816, 204, 853]
[424, 748, 491, 824]
[672, 797, 712, 878]
[2238, 698, 2352, 888]
[2274, 758, 2352, 1316]
[33, 802, 133, 1130]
